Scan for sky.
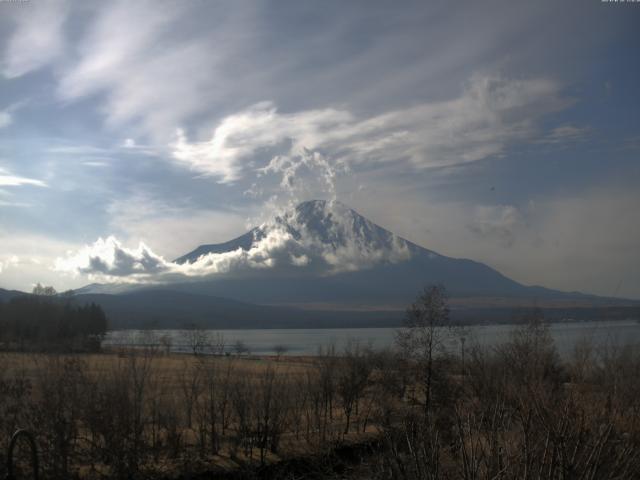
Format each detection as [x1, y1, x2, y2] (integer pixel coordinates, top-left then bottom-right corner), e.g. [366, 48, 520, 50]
[0, 0, 639, 298]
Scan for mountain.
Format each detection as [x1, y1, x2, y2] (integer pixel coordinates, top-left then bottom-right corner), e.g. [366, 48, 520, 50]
[70, 290, 640, 330]
[0, 288, 26, 302]
[72, 199, 638, 328]
[169, 200, 593, 306]
[72, 289, 402, 329]
[175, 199, 414, 268]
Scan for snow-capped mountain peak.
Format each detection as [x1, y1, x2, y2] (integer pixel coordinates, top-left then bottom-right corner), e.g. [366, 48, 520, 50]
[175, 199, 412, 273]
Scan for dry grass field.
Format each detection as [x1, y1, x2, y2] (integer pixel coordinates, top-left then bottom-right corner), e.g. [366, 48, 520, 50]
[0, 346, 388, 479]
[2, 318, 640, 479]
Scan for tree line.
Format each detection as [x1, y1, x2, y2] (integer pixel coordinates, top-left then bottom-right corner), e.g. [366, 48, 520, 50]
[0, 284, 108, 351]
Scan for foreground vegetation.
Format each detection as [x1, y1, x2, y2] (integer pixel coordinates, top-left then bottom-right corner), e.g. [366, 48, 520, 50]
[0, 287, 107, 352]
[0, 287, 639, 479]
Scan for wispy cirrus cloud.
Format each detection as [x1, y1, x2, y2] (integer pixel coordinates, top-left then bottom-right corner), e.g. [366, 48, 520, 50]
[171, 74, 569, 183]
[55, 0, 227, 140]
[0, 167, 47, 187]
[1, 1, 578, 188]
[538, 124, 591, 144]
[171, 103, 352, 183]
[1, 0, 68, 78]
[0, 102, 30, 129]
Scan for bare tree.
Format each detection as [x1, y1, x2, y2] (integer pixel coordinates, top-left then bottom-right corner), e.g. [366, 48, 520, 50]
[211, 332, 226, 356]
[159, 334, 173, 355]
[233, 339, 249, 356]
[32, 283, 57, 296]
[498, 308, 561, 388]
[337, 342, 372, 434]
[179, 359, 202, 429]
[184, 325, 210, 356]
[317, 344, 338, 440]
[396, 284, 453, 418]
[254, 366, 289, 463]
[33, 356, 87, 478]
[273, 344, 288, 360]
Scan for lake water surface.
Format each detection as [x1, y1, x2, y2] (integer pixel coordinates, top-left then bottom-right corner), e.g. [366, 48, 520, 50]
[104, 319, 640, 357]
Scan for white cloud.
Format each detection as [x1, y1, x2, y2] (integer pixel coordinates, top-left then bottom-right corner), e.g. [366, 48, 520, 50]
[58, 1, 173, 100]
[0, 255, 19, 274]
[246, 149, 346, 221]
[282, 200, 412, 273]
[106, 193, 248, 261]
[171, 74, 568, 183]
[46, 145, 110, 155]
[0, 111, 12, 129]
[467, 204, 526, 248]
[171, 103, 351, 183]
[2, 1, 68, 78]
[290, 254, 310, 267]
[81, 161, 109, 168]
[333, 74, 567, 168]
[54, 200, 412, 283]
[0, 232, 83, 292]
[54, 236, 169, 280]
[259, 149, 340, 197]
[5, 0, 572, 187]
[0, 102, 30, 129]
[538, 124, 590, 144]
[53, 230, 294, 283]
[57, 0, 222, 140]
[0, 167, 47, 187]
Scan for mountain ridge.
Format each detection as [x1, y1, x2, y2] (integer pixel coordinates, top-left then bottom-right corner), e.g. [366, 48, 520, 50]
[26, 199, 640, 328]
[169, 200, 570, 302]
[80, 200, 629, 305]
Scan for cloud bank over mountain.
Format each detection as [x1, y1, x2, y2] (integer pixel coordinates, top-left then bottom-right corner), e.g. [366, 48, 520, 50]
[55, 201, 412, 284]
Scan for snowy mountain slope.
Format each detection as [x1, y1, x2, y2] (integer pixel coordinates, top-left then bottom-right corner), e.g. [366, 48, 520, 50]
[177, 200, 416, 271]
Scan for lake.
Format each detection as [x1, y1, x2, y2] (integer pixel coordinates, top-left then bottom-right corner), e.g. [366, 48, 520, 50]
[103, 319, 640, 357]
